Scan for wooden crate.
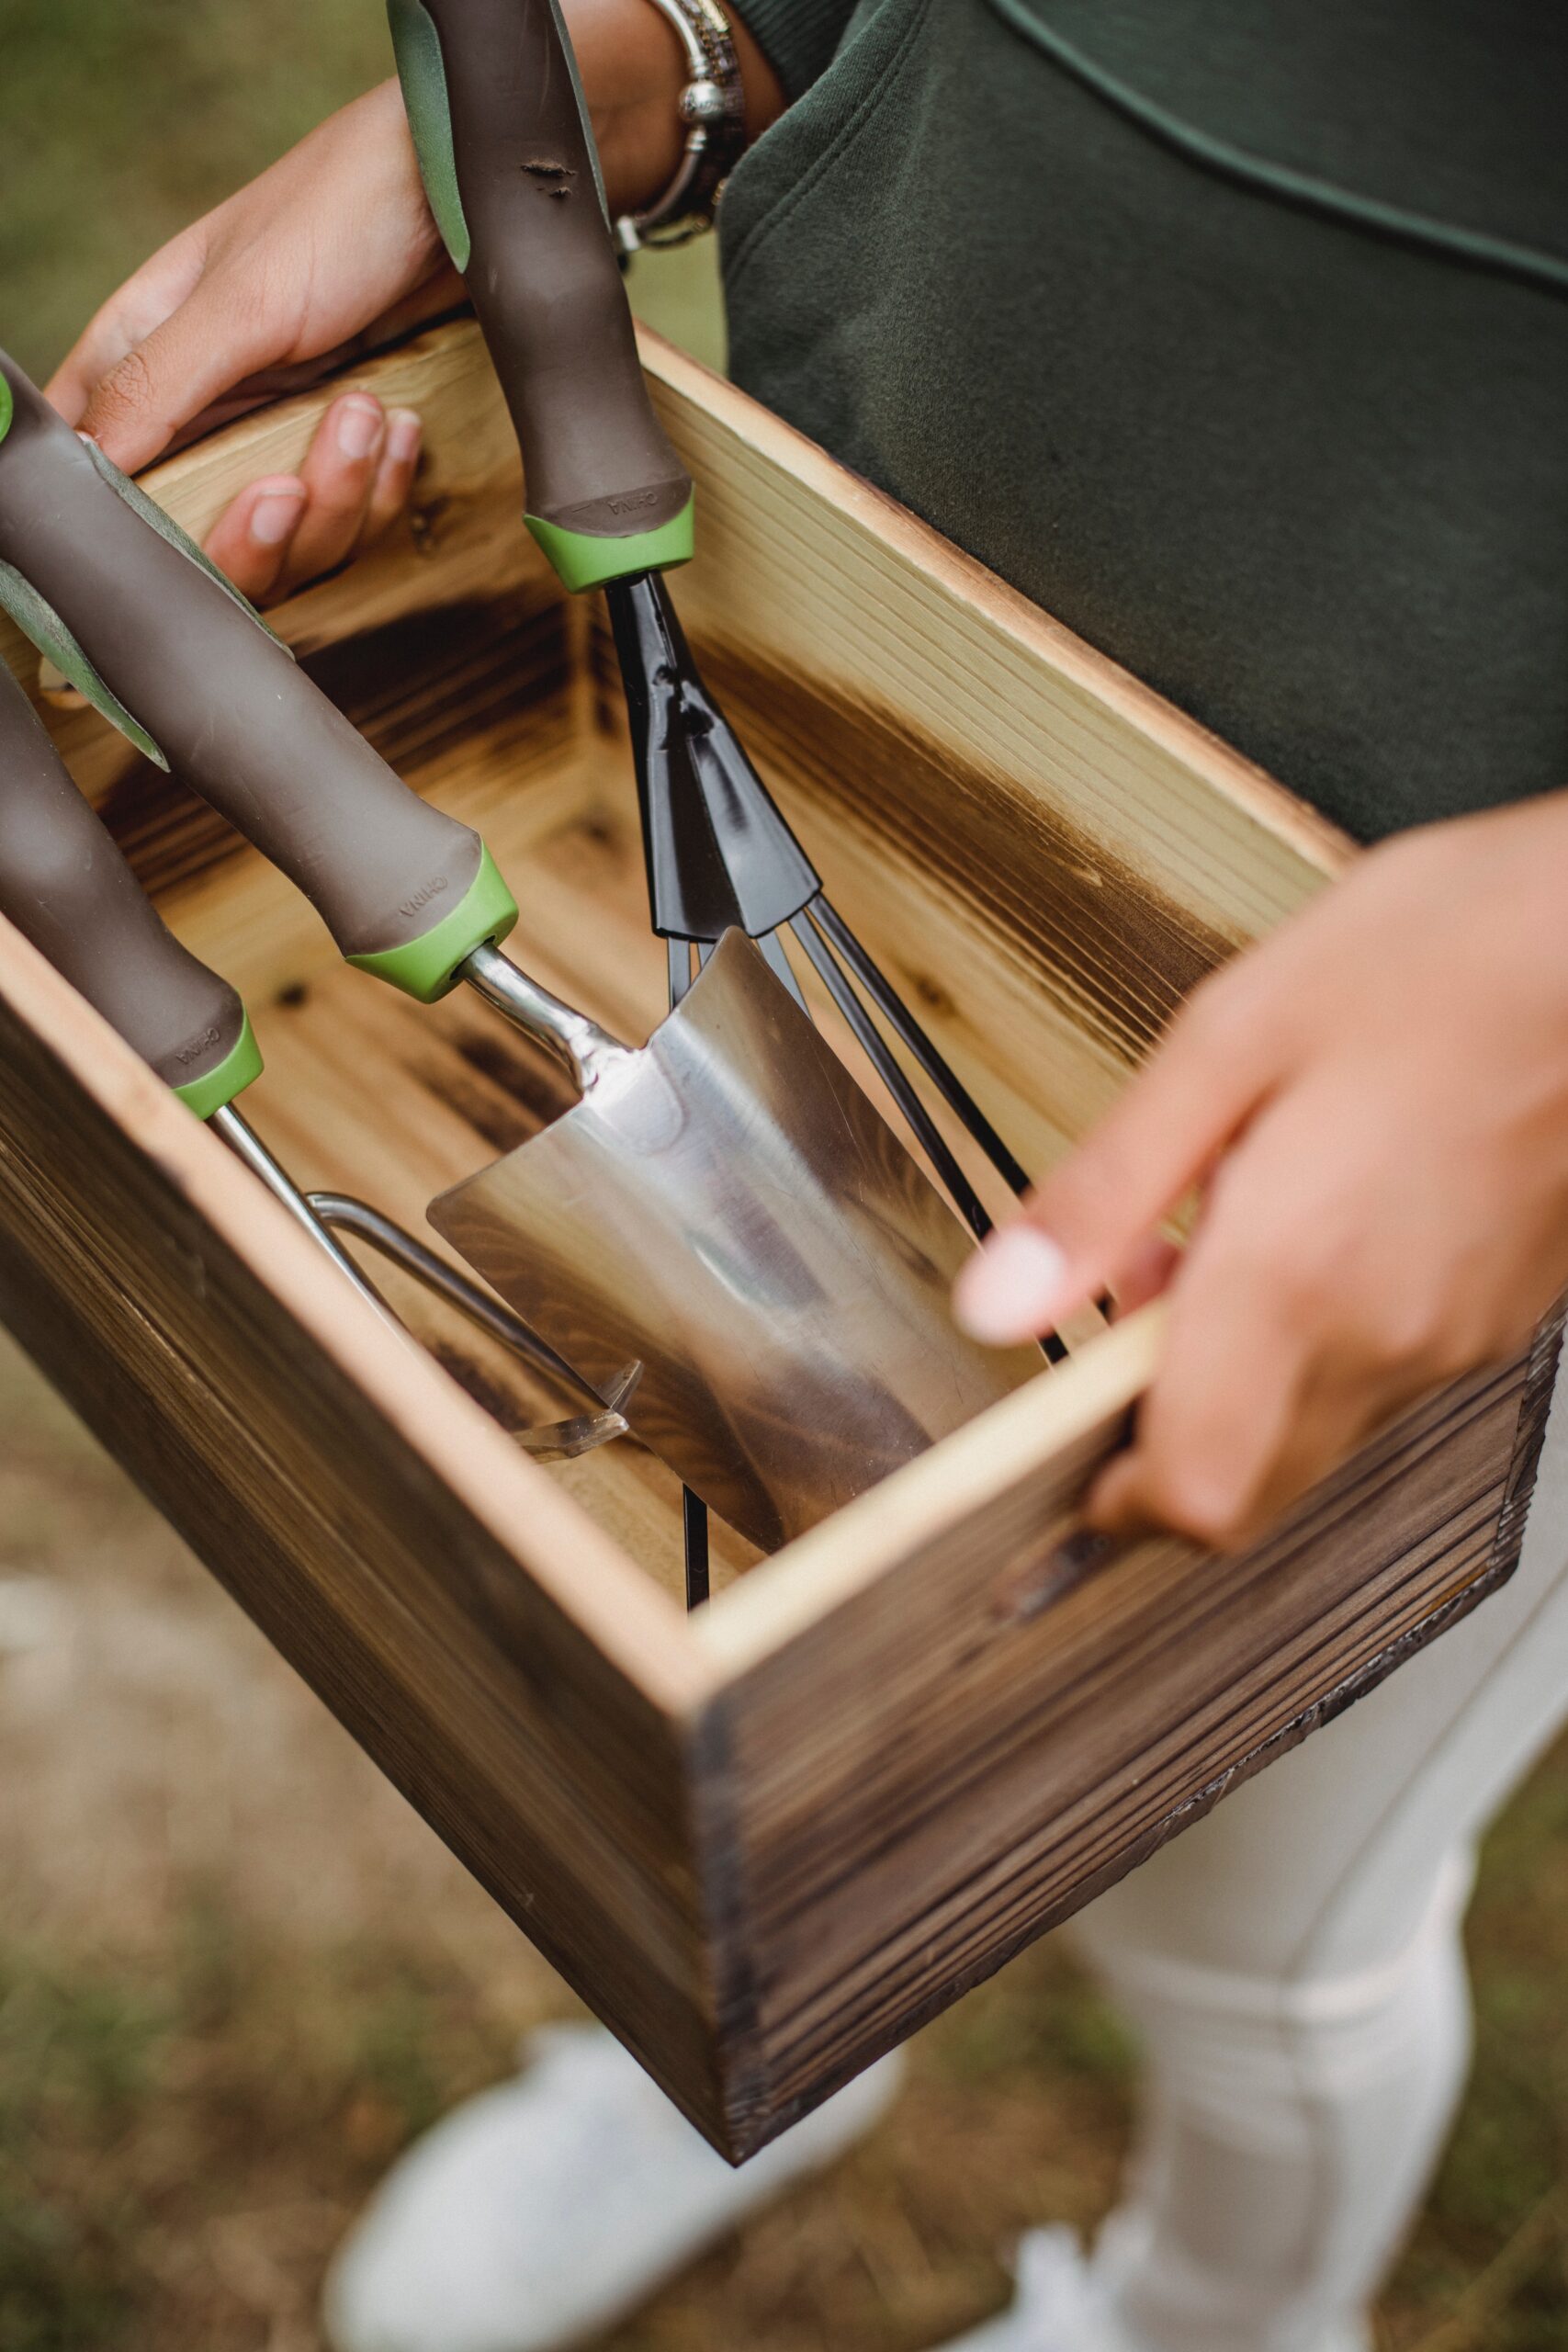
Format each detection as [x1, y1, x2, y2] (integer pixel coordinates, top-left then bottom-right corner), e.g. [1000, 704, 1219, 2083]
[0, 321, 1555, 2160]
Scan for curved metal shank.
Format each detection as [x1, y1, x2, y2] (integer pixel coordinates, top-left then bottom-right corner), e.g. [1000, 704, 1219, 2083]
[306, 1191, 635, 1462]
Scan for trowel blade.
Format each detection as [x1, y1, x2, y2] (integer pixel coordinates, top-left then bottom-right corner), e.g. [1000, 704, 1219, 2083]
[429, 932, 1039, 1552]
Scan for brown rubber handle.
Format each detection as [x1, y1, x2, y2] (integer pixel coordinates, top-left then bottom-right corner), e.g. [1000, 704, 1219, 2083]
[0, 664, 248, 1093]
[409, 0, 692, 539]
[0, 354, 483, 962]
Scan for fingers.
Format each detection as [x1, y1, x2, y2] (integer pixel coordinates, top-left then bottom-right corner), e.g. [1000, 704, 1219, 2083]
[1111, 1234, 1180, 1317]
[359, 409, 424, 547]
[50, 310, 140, 430]
[1078, 1097, 1441, 1551]
[954, 971, 1276, 1346]
[73, 276, 288, 473]
[1084, 1241, 1313, 1548]
[47, 229, 209, 427]
[200, 398, 423, 605]
[278, 393, 389, 583]
[202, 475, 309, 604]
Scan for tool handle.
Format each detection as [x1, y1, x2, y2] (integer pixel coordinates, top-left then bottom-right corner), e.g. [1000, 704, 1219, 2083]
[389, 0, 694, 591]
[0, 666, 260, 1113]
[0, 355, 516, 1001]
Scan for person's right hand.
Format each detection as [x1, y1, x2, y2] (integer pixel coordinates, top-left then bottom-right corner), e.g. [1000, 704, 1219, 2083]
[43, 6, 782, 602]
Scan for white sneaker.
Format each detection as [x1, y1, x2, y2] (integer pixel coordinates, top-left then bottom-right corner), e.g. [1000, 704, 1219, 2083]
[322, 2021, 905, 2352]
[934, 2229, 1105, 2349]
[931, 2231, 1372, 2352]
[1087, 2211, 1376, 2352]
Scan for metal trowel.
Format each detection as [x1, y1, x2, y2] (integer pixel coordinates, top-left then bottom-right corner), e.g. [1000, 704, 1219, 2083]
[431, 931, 1040, 1554]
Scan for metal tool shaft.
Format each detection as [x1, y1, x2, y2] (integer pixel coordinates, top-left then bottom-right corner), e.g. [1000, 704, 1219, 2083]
[460, 942, 636, 1091]
[209, 1102, 396, 1324]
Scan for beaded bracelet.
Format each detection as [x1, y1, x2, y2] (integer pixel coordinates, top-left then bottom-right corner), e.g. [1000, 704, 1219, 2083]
[615, 0, 750, 252]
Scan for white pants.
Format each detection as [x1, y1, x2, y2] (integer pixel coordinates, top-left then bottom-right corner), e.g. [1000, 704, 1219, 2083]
[1064, 1364, 1568, 2352]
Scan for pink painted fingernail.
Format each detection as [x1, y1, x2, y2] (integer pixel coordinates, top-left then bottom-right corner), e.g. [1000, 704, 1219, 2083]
[953, 1226, 1069, 1346]
[335, 396, 383, 460]
[250, 487, 306, 546]
[386, 408, 423, 464]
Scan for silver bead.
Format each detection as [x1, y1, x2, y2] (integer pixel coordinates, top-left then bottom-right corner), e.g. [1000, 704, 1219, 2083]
[680, 77, 728, 124]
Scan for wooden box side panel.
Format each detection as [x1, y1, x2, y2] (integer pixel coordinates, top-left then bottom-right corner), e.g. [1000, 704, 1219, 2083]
[703, 1328, 1556, 2156]
[0, 943, 737, 2137]
[643, 342, 1353, 1170]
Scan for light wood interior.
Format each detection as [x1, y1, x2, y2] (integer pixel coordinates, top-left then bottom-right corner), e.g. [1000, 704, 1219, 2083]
[0, 319, 1349, 1625]
[27, 568, 1132, 1607]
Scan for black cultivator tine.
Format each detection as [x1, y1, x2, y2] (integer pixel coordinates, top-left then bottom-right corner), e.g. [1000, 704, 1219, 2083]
[811, 898, 1032, 1198]
[666, 934, 713, 1608]
[788, 916, 1069, 1367]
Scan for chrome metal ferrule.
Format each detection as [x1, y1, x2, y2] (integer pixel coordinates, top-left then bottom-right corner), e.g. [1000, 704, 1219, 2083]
[459, 942, 635, 1094]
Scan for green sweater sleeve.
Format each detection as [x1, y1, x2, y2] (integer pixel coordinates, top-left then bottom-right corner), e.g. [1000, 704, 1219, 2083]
[732, 0, 857, 100]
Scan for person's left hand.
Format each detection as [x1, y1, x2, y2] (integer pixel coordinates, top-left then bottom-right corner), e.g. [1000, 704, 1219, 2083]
[45, 80, 441, 605]
[954, 791, 1568, 1548]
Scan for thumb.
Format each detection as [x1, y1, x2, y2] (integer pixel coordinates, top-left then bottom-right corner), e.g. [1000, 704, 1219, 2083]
[74, 274, 277, 474]
[47, 227, 207, 431]
[953, 978, 1272, 1346]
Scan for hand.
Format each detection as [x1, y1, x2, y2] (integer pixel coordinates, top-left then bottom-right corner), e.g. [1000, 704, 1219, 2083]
[954, 796, 1568, 1548]
[45, 81, 446, 601]
[44, 8, 783, 597]
[48, 81, 454, 479]
[166, 393, 422, 606]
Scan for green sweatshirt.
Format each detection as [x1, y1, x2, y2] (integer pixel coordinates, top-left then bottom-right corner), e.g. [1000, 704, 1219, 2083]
[717, 1, 1568, 842]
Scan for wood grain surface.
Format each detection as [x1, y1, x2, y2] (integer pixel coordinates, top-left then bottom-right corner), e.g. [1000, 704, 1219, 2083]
[0, 318, 1552, 2158]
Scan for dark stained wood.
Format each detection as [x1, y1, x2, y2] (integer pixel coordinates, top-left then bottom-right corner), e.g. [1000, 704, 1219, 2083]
[695, 1329, 1559, 2153]
[0, 951, 741, 2130]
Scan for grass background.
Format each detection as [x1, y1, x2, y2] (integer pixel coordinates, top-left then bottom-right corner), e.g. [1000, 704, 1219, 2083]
[2, 4, 1566, 2347]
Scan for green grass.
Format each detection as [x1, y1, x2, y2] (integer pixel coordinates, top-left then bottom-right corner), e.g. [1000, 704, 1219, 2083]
[0, 1951, 166, 2352]
[0, 1909, 519, 2352]
[3, 1791, 1564, 2352]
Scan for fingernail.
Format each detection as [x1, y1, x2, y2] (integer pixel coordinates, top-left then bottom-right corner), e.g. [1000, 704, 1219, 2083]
[335, 396, 383, 460]
[953, 1226, 1070, 1346]
[250, 487, 305, 546]
[386, 408, 423, 464]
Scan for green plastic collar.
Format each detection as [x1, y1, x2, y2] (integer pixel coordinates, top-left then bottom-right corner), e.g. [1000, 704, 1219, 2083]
[175, 1009, 263, 1119]
[526, 497, 695, 594]
[0, 373, 13, 449]
[345, 843, 518, 1002]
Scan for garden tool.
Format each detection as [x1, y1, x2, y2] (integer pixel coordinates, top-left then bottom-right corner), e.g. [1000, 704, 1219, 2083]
[389, 0, 1067, 1592]
[0, 353, 1032, 1549]
[0, 548, 625, 1464]
[429, 927, 1037, 1553]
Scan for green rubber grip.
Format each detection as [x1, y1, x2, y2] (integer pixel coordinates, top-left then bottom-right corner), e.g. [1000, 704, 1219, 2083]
[0, 664, 259, 1111]
[389, 0, 694, 592]
[389, 0, 472, 271]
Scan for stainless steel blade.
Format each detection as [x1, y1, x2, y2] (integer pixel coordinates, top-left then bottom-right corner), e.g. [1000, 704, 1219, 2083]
[430, 932, 1038, 1551]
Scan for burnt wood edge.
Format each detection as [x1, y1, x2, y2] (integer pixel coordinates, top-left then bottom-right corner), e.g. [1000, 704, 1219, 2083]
[678, 1690, 771, 2158]
[705, 1303, 1565, 2163]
